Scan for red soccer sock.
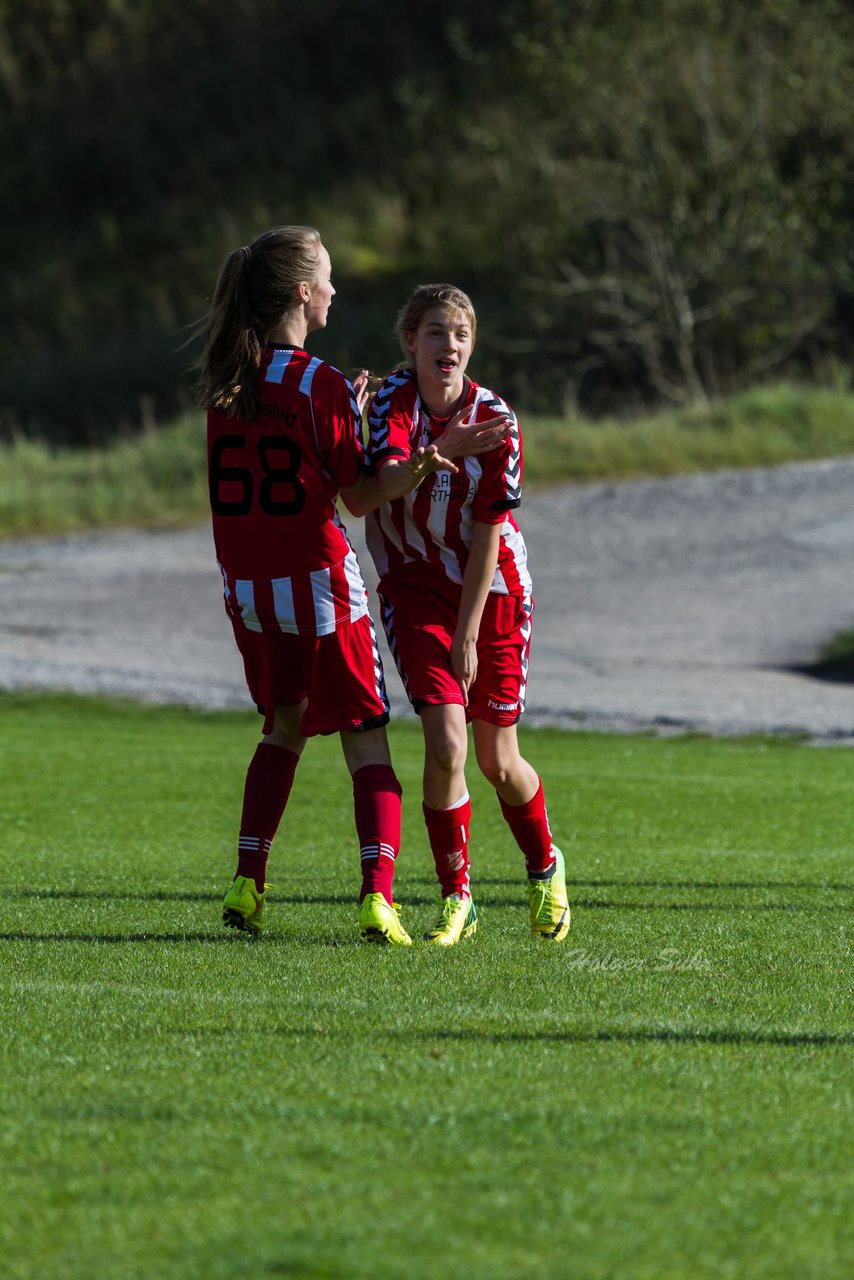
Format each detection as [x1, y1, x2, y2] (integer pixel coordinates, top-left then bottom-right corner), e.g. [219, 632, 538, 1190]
[353, 764, 403, 904]
[498, 778, 555, 876]
[236, 743, 300, 892]
[422, 795, 472, 898]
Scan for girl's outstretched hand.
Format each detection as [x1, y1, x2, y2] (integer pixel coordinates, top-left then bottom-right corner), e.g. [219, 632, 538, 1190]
[409, 444, 459, 482]
[352, 369, 371, 414]
[433, 406, 511, 458]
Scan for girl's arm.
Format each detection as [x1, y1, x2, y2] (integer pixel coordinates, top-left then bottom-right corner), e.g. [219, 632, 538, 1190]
[340, 447, 455, 517]
[341, 401, 511, 518]
[452, 520, 502, 704]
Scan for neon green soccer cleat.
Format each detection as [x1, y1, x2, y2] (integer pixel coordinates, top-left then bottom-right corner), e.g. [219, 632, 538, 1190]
[222, 875, 265, 936]
[528, 846, 571, 941]
[359, 894, 413, 946]
[423, 893, 478, 946]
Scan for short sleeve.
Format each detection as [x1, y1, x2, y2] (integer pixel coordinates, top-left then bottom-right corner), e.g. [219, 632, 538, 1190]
[472, 402, 522, 522]
[366, 372, 416, 468]
[316, 366, 368, 488]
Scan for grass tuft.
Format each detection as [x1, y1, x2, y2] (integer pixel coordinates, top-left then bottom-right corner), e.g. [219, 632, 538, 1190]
[522, 381, 854, 486]
[0, 414, 208, 537]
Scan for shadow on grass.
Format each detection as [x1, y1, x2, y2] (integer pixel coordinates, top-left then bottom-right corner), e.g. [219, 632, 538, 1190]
[471, 876, 854, 891]
[146, 1024, 854, 1049]
[0, 930, 257, 944]
[572, 898, 851, 911]
[573, 877, 854, 891]
[10, 878, 853, 909]
[415, 1027, 854, 1048]
[7, 888, 435, 909]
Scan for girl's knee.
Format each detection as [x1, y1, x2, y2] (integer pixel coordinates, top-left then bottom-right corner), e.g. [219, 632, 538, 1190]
[424, 723, 467, 777]
[263, 726, 304, 754]
[422, 706, 467, 777]
[263, 702, 309, 755]
[340, 725, 393, 775]
[476, 750, 514, 790]
[473, 731, 522, 790]
[425, 738, 466, 777]
[475, 732, 539, 804]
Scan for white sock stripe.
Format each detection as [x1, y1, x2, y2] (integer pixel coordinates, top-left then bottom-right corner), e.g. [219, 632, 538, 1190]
[360, 843, 398, 861]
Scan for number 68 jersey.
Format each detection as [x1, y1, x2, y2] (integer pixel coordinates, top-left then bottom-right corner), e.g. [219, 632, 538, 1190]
[207, 344, 370, 637]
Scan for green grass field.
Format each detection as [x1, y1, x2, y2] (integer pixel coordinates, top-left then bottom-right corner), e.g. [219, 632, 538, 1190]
[1, 694, 851, 1279]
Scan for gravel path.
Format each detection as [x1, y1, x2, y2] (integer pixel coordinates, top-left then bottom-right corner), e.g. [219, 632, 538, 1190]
[2, 457, 853, 739]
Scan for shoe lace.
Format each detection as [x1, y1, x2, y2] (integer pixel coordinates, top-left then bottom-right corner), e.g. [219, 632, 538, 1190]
[430, 895, 464, 931]
[529, 878, 553, 921]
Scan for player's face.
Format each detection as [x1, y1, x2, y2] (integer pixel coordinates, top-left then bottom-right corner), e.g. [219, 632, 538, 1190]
[305, 245, 335, 333]
[405, 307, 474, 395]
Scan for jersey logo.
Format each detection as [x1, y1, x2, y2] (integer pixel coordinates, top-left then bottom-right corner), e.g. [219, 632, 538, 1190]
[430, 470, 474, 503]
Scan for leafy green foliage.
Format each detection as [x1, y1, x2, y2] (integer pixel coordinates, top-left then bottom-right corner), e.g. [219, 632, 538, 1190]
[443, 0, 854, 410]
[2, 2, 854, 437]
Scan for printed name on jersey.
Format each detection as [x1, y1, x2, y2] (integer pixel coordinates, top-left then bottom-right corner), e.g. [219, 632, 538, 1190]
[364, 371, 532, 599]
[431, 471, 476, 503]
[261, 401, 298, 427]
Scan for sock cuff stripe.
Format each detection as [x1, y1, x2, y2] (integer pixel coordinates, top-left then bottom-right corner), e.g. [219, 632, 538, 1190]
[360, 842, 397, 861]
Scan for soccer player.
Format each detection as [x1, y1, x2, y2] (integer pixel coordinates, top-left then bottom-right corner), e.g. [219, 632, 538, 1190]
[364, 284, 570, 945]
[198, 230, 509, 944]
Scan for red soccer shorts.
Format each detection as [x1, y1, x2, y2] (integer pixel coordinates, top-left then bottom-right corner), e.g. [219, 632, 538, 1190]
[378, 574, 534, 726]
[229, 610, 390, 736]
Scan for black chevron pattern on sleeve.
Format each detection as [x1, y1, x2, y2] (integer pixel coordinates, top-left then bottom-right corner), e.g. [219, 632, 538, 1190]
[367, 370, 413, 453]
[481, 391, 521, 506]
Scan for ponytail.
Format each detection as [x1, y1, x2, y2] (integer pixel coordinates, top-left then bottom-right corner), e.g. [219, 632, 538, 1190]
[196, 226, 322, 421]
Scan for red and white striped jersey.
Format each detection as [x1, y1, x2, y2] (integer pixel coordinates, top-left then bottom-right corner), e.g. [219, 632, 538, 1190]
[208, 345, 370, 636]
[364, 370, 532, 598]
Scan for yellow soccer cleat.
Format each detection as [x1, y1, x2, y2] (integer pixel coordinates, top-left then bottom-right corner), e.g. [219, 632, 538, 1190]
[222, 875, 266, 936]
[423, 893, 478, 946]
[528, 846, 571, 941]
[359, 893, 413, 947]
